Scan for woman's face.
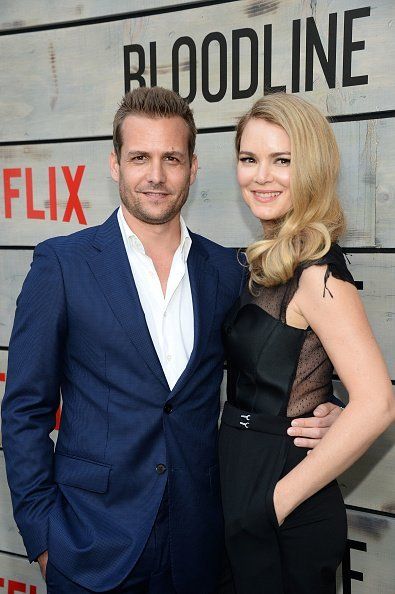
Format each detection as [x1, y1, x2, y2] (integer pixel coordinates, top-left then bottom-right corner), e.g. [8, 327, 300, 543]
[237, 118, 292, 225]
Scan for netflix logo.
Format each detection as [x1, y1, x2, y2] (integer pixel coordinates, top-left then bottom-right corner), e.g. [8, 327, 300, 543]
[2, 166, 87, 225]
[0, 578, 37, 594]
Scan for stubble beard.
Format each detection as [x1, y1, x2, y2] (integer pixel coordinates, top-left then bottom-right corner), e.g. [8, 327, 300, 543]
[119, 179, 189, 226]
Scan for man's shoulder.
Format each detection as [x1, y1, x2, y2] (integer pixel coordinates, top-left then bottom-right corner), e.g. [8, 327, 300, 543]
[190, 231, 246, 291]
[190, 231, 237, 260]
[36, 224, 100, 257]
[35, 209, 120, 258]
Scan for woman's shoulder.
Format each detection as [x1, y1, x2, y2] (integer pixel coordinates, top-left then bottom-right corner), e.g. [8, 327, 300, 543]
[297, 243, 355, 291]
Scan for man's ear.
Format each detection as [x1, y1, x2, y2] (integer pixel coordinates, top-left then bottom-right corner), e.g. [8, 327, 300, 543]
[189, 154, 198, 186]
[109, 151, 120, 182]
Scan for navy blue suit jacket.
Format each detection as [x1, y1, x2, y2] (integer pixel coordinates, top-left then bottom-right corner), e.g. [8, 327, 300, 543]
[1, 210, 245, 593]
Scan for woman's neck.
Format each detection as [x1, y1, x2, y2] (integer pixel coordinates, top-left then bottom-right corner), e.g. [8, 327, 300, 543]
[261, 220, 278, 239]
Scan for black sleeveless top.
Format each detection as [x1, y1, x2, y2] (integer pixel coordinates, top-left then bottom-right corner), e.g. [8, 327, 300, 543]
[223, 244, 355, 418]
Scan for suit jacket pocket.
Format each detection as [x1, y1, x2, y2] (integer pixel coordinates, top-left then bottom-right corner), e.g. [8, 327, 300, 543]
[54, 452, 111, 493]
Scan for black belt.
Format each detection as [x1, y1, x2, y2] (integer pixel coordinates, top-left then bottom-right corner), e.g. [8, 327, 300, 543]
[222, 402, 292, 436]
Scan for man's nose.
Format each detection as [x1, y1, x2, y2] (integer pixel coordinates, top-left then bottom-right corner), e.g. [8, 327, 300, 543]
[146, 159, 165, 185]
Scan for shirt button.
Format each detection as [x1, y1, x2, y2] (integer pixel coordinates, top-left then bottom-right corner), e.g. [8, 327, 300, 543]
[164, 403, 173, 414]
[156, 463, 167, 475]
[166, 354, 172, 361]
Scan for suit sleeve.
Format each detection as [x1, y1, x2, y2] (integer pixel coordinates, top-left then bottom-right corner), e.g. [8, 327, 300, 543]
[1, 241, 67, 562]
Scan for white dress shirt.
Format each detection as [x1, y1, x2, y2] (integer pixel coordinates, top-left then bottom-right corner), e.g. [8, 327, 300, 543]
[117, 207, 194, 389]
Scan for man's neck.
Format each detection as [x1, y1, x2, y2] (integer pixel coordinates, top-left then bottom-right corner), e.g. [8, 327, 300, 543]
[121, 204, 182, 260]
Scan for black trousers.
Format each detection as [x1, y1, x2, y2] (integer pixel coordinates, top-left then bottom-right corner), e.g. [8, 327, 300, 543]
[219, 404, 347, 594]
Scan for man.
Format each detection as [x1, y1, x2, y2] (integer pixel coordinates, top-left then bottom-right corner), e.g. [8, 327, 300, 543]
[1, 87, 341, 593]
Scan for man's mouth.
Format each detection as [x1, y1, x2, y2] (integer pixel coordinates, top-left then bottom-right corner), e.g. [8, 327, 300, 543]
[141, 191, 170, 199]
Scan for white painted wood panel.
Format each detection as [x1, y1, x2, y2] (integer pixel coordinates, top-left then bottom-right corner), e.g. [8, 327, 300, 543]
[335, 382, 395, 514]
[0, 119, 383, 246]
[0, 453, 26, 555]
[345, 252, 395, 379]
[376, 118, 395, 248]
[0, 350, 8, 445]
[0, 140, 119, 243]
[0, 256, 392, 379]
[337, 511, 395, 593]
[0, 0, 394, 141]
[0, 549, 44, 593]
[0, 251, 34, 347]
[0, 0, 210, 31]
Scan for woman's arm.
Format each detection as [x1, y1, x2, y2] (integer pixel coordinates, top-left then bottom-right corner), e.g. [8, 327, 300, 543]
[273, 265, 395, 525]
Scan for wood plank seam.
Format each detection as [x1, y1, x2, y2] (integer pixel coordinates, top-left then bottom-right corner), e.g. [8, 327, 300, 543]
[0, 0, 242, 36]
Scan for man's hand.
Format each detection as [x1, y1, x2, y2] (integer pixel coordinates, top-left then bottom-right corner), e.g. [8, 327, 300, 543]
[37, 551, 48, 581]
[287, 402, 343, 449]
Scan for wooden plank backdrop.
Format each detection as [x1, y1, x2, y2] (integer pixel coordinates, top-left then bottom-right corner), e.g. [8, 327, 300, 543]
[1, 117, 392, 247]
[0, 351, 6, 397]
[0, 452, 26, 556]
[337, 511, 395, 594]
[345, 253, 395, 378]
[0, 549, 45, 594]
[0, 251, 34, 347]
[376, 117, 395, 248]
[0, 351, 7, 445]
[0, 0, 210, 31]
[0, 0, 394, 141]
[334, 382, 395, 514]
[0, 0, 394, 591]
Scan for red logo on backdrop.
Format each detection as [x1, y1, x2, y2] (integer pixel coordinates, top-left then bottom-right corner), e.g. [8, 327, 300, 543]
[0, 373, 5, 382]
[55, 406, 62, 431]
[2, 166, 87, 224]
[0, 578, 37, 593]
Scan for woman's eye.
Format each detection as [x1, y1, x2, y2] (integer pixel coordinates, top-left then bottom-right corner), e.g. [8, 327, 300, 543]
[239, 157, 255, 164]
[276, 158, 290, 165]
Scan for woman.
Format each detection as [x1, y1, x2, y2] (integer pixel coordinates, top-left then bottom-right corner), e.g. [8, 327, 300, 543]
[219, 93, 394, 594]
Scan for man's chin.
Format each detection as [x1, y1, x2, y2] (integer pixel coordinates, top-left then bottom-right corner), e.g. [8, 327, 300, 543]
[128, 208, 180, 226]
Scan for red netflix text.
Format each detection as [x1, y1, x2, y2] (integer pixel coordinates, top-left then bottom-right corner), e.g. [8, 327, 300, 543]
[0, 578, 37, 594]
[2, 166, 87, 225]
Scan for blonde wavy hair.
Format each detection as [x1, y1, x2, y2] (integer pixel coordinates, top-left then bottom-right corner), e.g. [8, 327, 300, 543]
[235, 93, 346, 288]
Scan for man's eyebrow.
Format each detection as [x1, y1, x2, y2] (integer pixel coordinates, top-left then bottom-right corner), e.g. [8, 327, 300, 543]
[126, 150, 149, 158]
[125, 150, 185, 158]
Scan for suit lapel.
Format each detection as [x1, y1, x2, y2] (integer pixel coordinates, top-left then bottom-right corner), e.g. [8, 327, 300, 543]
[170, 237, 219, 398]
[86, 211, 169, 389]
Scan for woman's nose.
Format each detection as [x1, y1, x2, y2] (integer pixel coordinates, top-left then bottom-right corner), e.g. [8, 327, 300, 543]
[254, 162, 273, 184]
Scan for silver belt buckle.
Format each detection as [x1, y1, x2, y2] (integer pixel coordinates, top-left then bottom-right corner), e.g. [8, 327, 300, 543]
[239, 413, 250, 429]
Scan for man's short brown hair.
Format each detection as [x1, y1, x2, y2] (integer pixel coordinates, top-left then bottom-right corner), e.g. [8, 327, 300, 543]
[113, 87, 197, 163]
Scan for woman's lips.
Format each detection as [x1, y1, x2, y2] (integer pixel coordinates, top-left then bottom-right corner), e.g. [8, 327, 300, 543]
[251, 190, 282, 203]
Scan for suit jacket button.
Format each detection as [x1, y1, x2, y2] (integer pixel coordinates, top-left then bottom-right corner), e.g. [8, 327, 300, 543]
[164, 403, 173, 414]
[156, 463, 167, 475]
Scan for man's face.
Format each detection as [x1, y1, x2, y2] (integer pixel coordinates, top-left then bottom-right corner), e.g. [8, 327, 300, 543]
[110, 115, 197, 225]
